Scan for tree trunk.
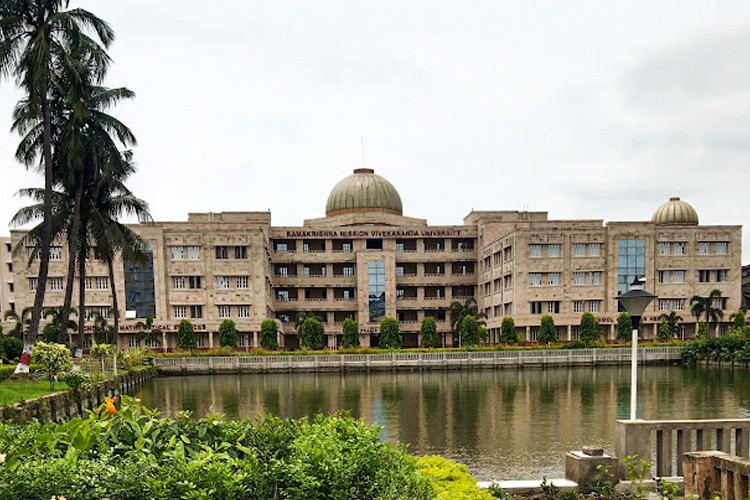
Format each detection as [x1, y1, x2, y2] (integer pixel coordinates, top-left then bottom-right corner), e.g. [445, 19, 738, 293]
[108, 258, 119, 349]
[61, 183, 83, 345]
[76, 232, 88, 353]
[17, 96, 55, 374]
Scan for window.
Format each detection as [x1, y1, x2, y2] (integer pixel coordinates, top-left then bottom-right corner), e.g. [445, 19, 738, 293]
[234, 246, 247, 259]
[698, 242, 710, 255]
[218, 305, 231, 318]
[672, 270, 685, 283]
[171, 246, 185, 260]
[237, 305, 251, 318]
[396, 288, 405, 299]
[188, 276, 202, 289]
[529, 273, 542, 286]
[547, 273, 560, 285]
[128, 336, 138, 348]
[8, 283, 14, 293]
[673, 242, 685, 255]
[573, 243, 586, 257]
[715, 242, 728, 255]
[713, 297, 728, 310]
[396, 242, 404, 253]
[343, 266, 354, 278]
[546, 301, 559, 313]
[85, 277, 93, 291]
[275, 242, 288, 253]
[589, 243, 601, 257]
[49, 277, 63, 291]
[573, 272, 585, 285]
[236, 276, 249, 289]
[698, 270, 711, 283]
[396, 266, 404, 277]
[172, 276, 186, 289]
[573, 301, 584, 313]
[342, 242, 352, 252]
[277, 267, 288, 278]
[188, 246, 201, 260]
[530, 301, 542, 314]
[303, 242, 310, 253]
[504, 302, 513, 315]
[547, 244, 561, 257]
[195, 335, 206, 348]
[659, 270, 686, 284]
[590, 271, 602, 285]
[277, 290, 290, 301]
[343, 289, 352, 300]
[658, 299, 685, 311]
[217, 276, 231, 289]
[96, 277, 109, 290]
[658, 242, 671, 256]
[174, 306, 187, 318]
[529, 244, 542, 257]
[303, 266, 310, 278]
[573, 300, 601, 313]
[717, 269, 728, 282]
[503, 274, 512, 289]
[529, 328, 539, 342]
[29, 278, 38, 291]
[49, 246, 62, 260]
[368, 261, 386, 322]
[190, 305, 203, 318]
[617, 239, 645, 296]
[215, 246, 229, 259]
[6, 263, 12, 272]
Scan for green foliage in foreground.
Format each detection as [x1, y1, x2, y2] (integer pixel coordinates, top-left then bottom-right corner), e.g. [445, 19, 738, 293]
[260, 319, 279, 350]
[342, 317, 360, 349]
[379, 317, 402, 349]
[0, 396, 434, 500]
[417, 455, 494, 499]
[218, 319, 238, 348]
[682, 334, 750, 363]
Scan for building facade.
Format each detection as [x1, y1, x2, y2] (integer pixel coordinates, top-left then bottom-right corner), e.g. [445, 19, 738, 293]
[1, 169, 744, 349]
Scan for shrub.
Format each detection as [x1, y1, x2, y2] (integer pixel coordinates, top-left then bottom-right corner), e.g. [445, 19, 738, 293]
[176, 319, 197, 350]
[218, 319, 238, 348]
[120, 347, 152, 371]
[461, 315, 482, 347]
[30, 341, 72, 389]
[417, 455, 494, 499]
[299, 317, 324, 350]
[539, 315, 557, 344]
[420, 317, 439, 348]
[500, 316, 518, 344]
[0, 336, 23, 362]
[617, 313, 632, 342]
[580, 312, 600, 344]
[341, 318, 359, 349]
[379, 317, 401, 349]
[260, 319, 279, 350]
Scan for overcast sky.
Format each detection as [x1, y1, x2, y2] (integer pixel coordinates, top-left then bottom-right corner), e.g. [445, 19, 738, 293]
[1, 1, 748, 262]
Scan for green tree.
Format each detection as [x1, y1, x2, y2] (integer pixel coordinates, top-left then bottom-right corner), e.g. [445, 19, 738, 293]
[341, 318, 359, 349]
[538, 315, 557, 344]
[135, 317, 162, 348]
[299, 316, 325, 350]
[448, 297, 486, 345]
[0, 0, 114, 347]
[218, 319, 238, 348]
[89, 343, 113, 373]
[616, 313, 632, 342]
[730, 306, 747, 332]
[580, 312, 600, 343]
[30, 341, 72, 389]
[176, 319, 196, 350]
[3, 307, 32, 340]
[260, 319, 279, 350]
[461, 315, 483, 347]
[658, 311, 683, 339]
[690, 289, 724, 337]
[41, 306, 77, 343]
[419, 317, 439, 348]
[379, 317, 401, 349]
[500, 316, 518, 344]
[90, 309, 114, 344]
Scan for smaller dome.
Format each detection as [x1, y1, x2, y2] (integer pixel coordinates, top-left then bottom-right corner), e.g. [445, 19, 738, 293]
[651, 197, 699, 225]
[326, 168, 403, 217]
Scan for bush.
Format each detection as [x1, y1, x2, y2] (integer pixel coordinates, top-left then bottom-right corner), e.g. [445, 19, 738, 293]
[539, 315, 557, 344]
[417, 455, 494, 499]
[176, 319, 196, 350]
[341, 318, 359, 349]
[461, 315, 482, 347]
[379, 317, 401, 349]
[580, 312, 600, 344]
[616, 313, 632, 342]
[0, 396, 433, 499]
[0, 336, 23, 362]
[500, 317, 517, 344]
[218, 319, 238, 348]
[299, 317, 325, 350]
[260, 319, 279, 350]
[31, 342, 72, 389]
[120, 347, 152, 371]
[420, 317, 439, 348]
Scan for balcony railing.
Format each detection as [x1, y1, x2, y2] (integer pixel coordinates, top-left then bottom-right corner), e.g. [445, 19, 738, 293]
[304, 297, 327, 302]
[397, 296, 417, 301]
[424, 296, 445, 300]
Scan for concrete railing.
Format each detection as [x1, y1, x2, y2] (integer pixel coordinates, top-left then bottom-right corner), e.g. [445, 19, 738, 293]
[154, 346, 683, 374]
[616, 419, 750, 478]
[683, 451, 750, 500]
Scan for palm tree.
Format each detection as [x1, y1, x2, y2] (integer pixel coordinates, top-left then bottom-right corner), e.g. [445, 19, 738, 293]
[690, 289, 725, 337]
[135, 317, 162, 349]
[3, 307, 33, 339]
[448, 297, 486, 346]
[0, 0, 114, 350]
[658, 311, 683, 339]
[730, 306, 747, 331]
[42, 306, 77, 343]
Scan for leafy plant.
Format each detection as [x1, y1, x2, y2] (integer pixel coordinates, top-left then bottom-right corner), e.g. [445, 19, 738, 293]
[30, 341, 72, 389]
[617, 313, 632, 341]
[379, 317, 401, 349]
[591, 464, 615, 499]
[176, 319, 197, 350]
[539, 315, 557, 344]
[218, 319, 238, 348]
[299, 316, 324, 350]
[420, 317, 439, 348]
[656, 478, 679, 500]
[541, 476, 560, 500]
[260, 319, 279, 350]
[580, 313, 600, 344]
[416, 455, 494, 499]
[341, 318, 360, 349]
[500, 316, 518, 344]
[622, 454, 652, 500]
[461, 315, 483, 347]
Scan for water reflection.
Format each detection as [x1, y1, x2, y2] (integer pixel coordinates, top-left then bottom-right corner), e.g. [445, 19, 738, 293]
[135, 365, 750, 480]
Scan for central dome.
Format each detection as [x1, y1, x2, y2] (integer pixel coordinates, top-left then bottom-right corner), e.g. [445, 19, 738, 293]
[326, 168, 403, 217]
[651, 197, 699, 225]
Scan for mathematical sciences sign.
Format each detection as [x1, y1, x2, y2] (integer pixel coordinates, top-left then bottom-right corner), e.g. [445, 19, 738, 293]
[283, 229, 464, 238]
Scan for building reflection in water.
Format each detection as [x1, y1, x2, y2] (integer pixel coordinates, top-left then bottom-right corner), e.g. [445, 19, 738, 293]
[136, 365, 750, 480]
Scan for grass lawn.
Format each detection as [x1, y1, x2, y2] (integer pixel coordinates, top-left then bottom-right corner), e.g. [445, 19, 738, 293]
[0, 379, 65, 407]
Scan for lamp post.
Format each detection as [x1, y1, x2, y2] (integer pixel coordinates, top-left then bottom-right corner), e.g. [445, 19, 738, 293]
[617, 277, 656, 420]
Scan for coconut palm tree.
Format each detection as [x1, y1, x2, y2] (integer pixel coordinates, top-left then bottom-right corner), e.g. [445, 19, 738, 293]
[658, 310, 683, 339]
[42, 306, 77, 343]
[3, 307, 33, 339]
[690, 289, 725, 337]
[448, 297, 486, 346]
[0, 0, 114, 350]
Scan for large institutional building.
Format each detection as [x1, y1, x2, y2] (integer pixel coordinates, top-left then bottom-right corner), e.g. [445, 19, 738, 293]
[0, 168, 744, 349]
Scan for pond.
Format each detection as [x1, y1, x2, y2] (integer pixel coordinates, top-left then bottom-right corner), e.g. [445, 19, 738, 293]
[134, 365, 750, 480]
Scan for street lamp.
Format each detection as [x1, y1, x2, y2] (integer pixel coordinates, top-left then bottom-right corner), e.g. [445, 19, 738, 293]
[617, 277, 656, 420]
